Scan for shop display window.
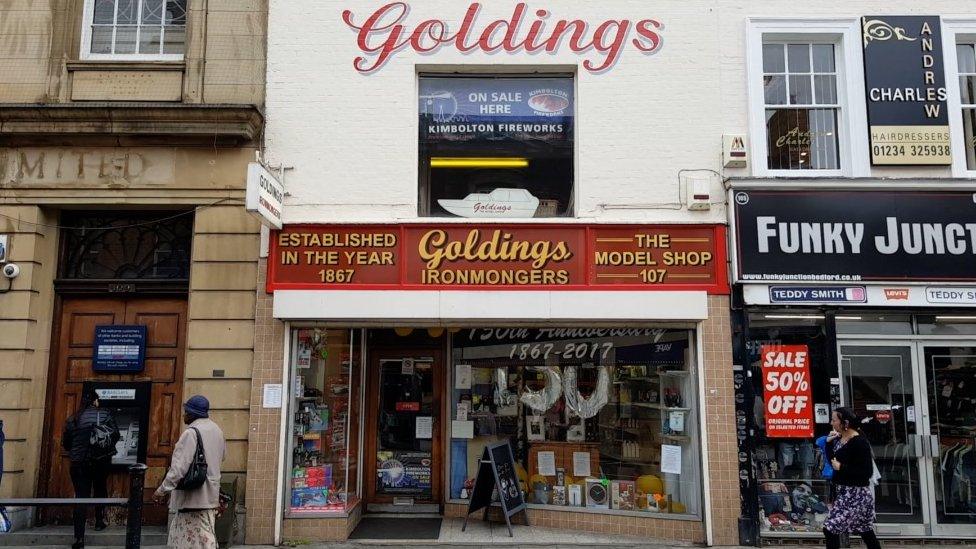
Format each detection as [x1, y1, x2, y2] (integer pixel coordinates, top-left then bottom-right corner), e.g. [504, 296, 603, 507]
[746, 314, 833, 533]
[448, 328, 702, 516]
[418, 75, 574, 218]
[835, 313, 912, 336]
[287, 328, 361, 514]
[917, 315, 976, 336]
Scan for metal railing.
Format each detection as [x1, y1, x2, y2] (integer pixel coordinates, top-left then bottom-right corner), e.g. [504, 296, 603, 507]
[0, 463, 147, 549]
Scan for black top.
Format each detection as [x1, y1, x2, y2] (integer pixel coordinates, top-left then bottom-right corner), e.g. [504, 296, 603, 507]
[826, 434, 874, 487]
[61, 407, 120, 463]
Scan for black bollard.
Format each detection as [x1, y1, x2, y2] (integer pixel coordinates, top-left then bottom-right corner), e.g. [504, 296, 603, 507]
[125, 463, 147, 549]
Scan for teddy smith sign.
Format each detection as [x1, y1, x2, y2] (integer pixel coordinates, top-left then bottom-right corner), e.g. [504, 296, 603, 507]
[341, 2, 664, 73]
[267, 224, 727, 293]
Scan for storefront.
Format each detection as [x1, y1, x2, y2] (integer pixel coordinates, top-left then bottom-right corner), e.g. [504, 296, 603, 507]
[731, 187, 976, 541]
[248, 222, 738, 543]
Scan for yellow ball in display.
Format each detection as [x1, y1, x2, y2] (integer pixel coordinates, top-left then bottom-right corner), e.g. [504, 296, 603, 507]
[636, 474, 663, 495]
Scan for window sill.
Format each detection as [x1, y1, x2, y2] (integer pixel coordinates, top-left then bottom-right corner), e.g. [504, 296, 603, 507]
[284, 496, 362, 519]
[67, 60, 186, 72]
[447, 498, 701, 521]
[756, 170, 847, 178]
[0, 103, 263, 146]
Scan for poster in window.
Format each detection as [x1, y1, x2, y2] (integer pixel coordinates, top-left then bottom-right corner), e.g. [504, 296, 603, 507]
[419, 77, 573, 143]
[376, 450, 432, 495]
[761, 345, 815, 438]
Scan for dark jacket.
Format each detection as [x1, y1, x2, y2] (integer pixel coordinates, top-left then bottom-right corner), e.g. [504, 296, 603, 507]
[826, 434, 873, 487]
[62, 407, 121, 463]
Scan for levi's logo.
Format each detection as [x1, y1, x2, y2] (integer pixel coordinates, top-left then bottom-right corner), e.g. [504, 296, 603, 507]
[884, 288, 909, 300]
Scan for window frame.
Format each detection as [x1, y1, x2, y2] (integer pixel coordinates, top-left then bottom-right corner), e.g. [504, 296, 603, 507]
[416, 71, 578, 219]
[943, 17, 976, 178]
[444, 327, 706, 520]
[746, 18, 870, 178]
[80, 0, 186, 61]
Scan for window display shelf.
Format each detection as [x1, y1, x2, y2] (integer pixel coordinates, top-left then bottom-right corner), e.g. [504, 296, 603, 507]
[619, 377, 660, 383]
[600, 451, 659, 466]
[598, 423, 643, 435]
[631, 402, 664, 410]
[662, 434, 691, 443]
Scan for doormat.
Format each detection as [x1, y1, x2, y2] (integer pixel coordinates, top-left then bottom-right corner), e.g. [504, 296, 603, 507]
[349, 517, 442, 540]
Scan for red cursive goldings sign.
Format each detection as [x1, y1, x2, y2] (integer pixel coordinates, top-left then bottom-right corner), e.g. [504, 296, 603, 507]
[341, 2, 664, 74]
[268, 224, 728, 293]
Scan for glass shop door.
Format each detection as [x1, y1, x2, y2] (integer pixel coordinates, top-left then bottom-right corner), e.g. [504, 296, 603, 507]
[919, 343, 976, 537]
[837, 342, 928, 536]
[364, 350, 443, 508]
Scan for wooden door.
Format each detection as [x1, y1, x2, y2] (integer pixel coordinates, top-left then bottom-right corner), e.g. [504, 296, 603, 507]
[42, 296, 187, 525]
[364, 349, 443, 506]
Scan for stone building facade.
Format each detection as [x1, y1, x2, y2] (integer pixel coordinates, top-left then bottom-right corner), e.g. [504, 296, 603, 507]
[0, 0, 265, 538]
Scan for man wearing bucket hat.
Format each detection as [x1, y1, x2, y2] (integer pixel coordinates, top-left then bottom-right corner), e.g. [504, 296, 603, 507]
[153, 395, 225, 549]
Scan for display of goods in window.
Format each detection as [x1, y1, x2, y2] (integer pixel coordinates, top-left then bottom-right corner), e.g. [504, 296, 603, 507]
[437, 188, 540, 218]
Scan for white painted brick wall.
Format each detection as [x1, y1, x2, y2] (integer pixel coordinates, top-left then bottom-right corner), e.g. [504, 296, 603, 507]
[266, 1, 974, 225]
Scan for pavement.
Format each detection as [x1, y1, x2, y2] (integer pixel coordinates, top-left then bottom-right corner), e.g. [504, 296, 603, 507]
[0, 518, 966, 548]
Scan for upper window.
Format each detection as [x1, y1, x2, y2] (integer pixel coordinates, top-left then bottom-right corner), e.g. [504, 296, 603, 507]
[82, 0, 187, 60]
[418, 76, 575, 218]
[58, 211, 193, 280]
[762, 42, 841, 171]
[957, 43, 976, 170]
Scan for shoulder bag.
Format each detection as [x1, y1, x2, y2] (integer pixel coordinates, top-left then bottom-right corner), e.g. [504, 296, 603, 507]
[88, 411, 116, 459]
[175, 427, 209, 491]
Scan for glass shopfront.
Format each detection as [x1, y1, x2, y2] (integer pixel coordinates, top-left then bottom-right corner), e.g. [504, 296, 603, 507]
[287, 329, 362, 514]
[284, 327, 705, 518]
[741, 311, 976, 538]
[448, 328, 702, 516]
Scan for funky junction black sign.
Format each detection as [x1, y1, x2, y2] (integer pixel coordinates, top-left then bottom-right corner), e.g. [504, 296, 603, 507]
[733, 190, 976, 282]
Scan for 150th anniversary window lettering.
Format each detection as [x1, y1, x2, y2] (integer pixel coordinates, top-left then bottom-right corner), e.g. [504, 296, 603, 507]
[270, 225, 725, 291]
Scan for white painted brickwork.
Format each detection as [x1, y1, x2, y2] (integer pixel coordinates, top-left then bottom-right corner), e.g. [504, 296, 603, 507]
[266, 1, 975, 225]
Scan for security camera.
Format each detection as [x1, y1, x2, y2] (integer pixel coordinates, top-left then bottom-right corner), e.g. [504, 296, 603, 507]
[2, 264, 20, 279]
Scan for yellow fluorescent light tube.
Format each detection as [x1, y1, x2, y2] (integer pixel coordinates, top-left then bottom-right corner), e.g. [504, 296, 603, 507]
[430, 157, 529, 168]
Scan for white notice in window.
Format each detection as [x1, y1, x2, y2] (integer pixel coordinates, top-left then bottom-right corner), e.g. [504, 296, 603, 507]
[537, 451, 556, 476]
[572, 451, 591, 477]
[661, 444, 682, 475]
[451, 420, 474, 439]
[416, 416, 433, 439]
[455, 364, 472, 389]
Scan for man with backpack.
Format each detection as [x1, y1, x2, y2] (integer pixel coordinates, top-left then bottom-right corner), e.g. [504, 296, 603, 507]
[152, 395, 225, 549]
[61, 387, 121, 549]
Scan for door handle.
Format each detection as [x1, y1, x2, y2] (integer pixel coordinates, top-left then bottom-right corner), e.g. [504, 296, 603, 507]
[909, 434, 924, 458]
[928, 435, 940, 459]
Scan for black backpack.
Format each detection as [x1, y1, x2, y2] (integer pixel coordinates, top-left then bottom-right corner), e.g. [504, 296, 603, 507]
[87, 411, 116, 459]
[176, 427, 209, 491]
